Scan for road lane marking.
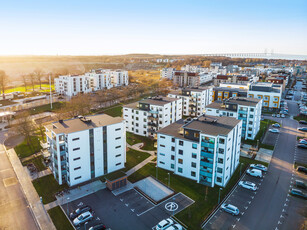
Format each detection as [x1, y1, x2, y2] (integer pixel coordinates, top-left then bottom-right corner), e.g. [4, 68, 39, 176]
[236, 218, 240, 222]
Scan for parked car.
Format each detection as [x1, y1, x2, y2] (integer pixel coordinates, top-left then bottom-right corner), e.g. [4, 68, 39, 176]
[246, 169, 263, 178]
[297, 144, 307, 149]
[70, 205, 92, 220]
[156, 218, 174, 230]
[289, 189, 307, 200]
[298, 127, 307, 132]
[165, 224, 183, 230]
[299, 139, 307, 145]
[73, 211, 93, 226]
[272, 123, 280, 128]
[281, 114, 285, 118]
[238, 181, 258, 191]
[269, 128, 280, 133]
[297, 166, 307, 174]
[221, 203, 240, 216]
[294, 180, 307, 190]
[89, 223, 107, 230]
[276, 114, 281, 118]
[299, 120, 307, 124]
[272, 114, 276, 117]
[250, 164, 268, 172]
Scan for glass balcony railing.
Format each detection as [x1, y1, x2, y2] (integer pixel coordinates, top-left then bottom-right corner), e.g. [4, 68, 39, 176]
[149, 110, 159, 114]
[200, 160, 213, 168]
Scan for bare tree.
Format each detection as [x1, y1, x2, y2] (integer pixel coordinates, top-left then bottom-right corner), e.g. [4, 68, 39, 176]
[29, 73, 36, 91]
[0, 70, 7, 97]
[21, 74, 28, 92]
[33, 68, 44, 89]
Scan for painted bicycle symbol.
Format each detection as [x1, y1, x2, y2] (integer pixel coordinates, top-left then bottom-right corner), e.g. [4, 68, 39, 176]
[165, 202, 178, 212]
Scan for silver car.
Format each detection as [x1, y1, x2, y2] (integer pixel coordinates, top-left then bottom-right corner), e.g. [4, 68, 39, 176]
[221, 203, 240, 216]
[239, 181, 258, 191]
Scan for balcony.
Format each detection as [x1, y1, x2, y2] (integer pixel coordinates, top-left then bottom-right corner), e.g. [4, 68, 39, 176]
[200, 160, 213, 168]
[199, 170, 213, 178]
[238, 110, 247, 114]
[148, 115, 159, 120]
[201, 151, 214, 159]
[147, 128, 156, 133]
[148, 122, 158, 127]
[201, 142, 215, 149]
[149, 110, 159, 114]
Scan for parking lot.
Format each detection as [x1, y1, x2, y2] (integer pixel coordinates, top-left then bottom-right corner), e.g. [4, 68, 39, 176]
[202, 171, 266, 230]
[262, 123, 281, 146]
[63, 188, 194, 230]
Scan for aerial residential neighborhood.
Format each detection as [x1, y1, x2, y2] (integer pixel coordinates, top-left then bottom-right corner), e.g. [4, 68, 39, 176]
[0, 1, 307, 230]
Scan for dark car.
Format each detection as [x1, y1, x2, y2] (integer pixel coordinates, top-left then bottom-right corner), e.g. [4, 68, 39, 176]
[89, 223, 107, 230]
[297, 166, 307, 174]
[299, 120, 307, 124]
[290, 189, 307, 200]
[298, 127, 307, 132]
[70, 205, 92, 220]
[297, 144, 307, 149]
[295, 180, 307, 190]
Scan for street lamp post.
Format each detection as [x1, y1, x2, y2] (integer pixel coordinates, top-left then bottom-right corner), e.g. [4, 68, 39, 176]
[167, 173, 170, 187]
[218, 188, 223, 204]
[66, 197, 70, 215]
[156, 165, 158, 179]
[240, 163, 243, 176]
[84, 222, 88, 230]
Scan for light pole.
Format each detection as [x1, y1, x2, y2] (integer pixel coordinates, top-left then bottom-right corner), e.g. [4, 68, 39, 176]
[218, 188, 223, 204]
[167, 173, 170, 187]
[240, 163, 243, 176]
[156, 165, 158, 179]
[84, 221, 88, 230]
[66, 197, 70, 215]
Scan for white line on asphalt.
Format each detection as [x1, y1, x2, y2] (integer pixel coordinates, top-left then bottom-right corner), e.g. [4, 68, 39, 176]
[244, 206, 248, 210]
[241, 212, 244, 215]
[236, 218, 240, 222]
[280, 214, 284, 218]
[232, 224, 236, 228]
[251, 196, 254, 199]
[284, 203, 288, 207]
[136, 205, 156, 216]
[248, 201, 251, 204]
[282, 209, 286, 212]
[286, 198, 289, 202]
[278, 221, 282, 225]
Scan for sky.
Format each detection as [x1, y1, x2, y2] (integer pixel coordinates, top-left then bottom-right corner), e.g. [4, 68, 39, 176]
[0, 0, 306, 55]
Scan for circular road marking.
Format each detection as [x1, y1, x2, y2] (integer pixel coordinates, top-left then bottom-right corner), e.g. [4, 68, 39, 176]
[165, 202, 178, 212]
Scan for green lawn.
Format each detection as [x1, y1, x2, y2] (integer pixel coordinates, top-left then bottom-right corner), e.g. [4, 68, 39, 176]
[48, 206, 74, 230]
[102, 105, 123, 117]
[32, 174, 68, 204]
[124, 148, 151, 172]
[14, 136, 42, 159]
[29, 101, 65, 115]
[5, 84, 55, 93]
[22, 155, 46, 172]
[294, 115, 307, 122]
[128, 157, 268, 230]
[126, 132, 156, 151]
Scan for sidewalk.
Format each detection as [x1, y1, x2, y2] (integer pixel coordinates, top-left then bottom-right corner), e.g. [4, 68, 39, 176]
[6, 148, 56, 230]
[127, 143, 156, 156]
[45, 180, 106, 211]
[126, 155, 156, 176]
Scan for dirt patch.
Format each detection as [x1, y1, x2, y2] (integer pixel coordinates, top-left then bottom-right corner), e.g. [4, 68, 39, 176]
[4, 135, 25, 149]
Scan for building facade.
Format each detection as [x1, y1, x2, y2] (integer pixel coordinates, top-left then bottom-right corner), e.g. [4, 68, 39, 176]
[168, 87, 213, 117]
[206, 97, 262, 140]
[212, 87, 248, 102]
[55, 75, 92, 97]
[45, 114, 126, 186]
[160, 68, 176, 79]
[157, 115, 242, 187]
[123, 97, 182, 138]
[173, 71, 200, 88]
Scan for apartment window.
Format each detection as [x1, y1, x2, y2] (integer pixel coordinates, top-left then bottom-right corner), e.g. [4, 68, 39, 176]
[75, 176, 81, 180]
[217, 177, 222, 183]
[172, 138, 175, 142]
[160, 144, 165, 147]
[159, 161, 165, 165]
[74, 167, 81, 170]
[115, 137, 121, 140]
[178, 149, 183, 155]
[191, 162, 196, 168]
[192, 143, 197, 149]
[250, 115, 253, 118]
[115, 128, 121, 131]
[73, 157, 80, 161]
[136, 117, 139, 121]
[250, 108, 254, 112]
[218, 148, 224, 154]
[178, 159, 183, 164]
[143, 131, 147, 135]
[178, 167, 183, 173]
[179, 140, 184, 146]
[192, 153, 197, 159]
[136, 111, 139, 114]
[136, 123, 139, 127]
[72, 138, 80, 141]
[191, 171, 196, 177]
[171, 146, 175, 151]
[217, 167, 223, 173]
[115, 145, 121, 149]
[249, 121, 253, 125]
[115, 154, 121, 157]
[73, 147, 80, 151]
[171, 155, 175, 160]
[143, 118, 146, 122]
[218, 158, 223, 164]
[219, 138, 225, 144]
[160, 153, 165, 156]
[171, 164, 175, 169]
[160, 135, 165, 139]
[116, 163, 121, 166]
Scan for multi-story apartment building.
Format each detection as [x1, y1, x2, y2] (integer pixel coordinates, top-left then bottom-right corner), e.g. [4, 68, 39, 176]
[168, 87, 213, 117]
[160, 68, 176, 79]
[213, 75, 250, 86]
[45, 114, 126, 186]
[206, 97, 262, 140]
[212, 87, 247, 102]
[248, 82, 282, 109]
[123, 97, 182, 138]
[55, 69, 129, 97]
[157, 115, 242, 187]
[173, 71, 200, 87]
[181, 65, 208, 73]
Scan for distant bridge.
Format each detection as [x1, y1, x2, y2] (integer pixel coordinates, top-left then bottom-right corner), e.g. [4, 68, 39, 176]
[202, 53, 307, 60]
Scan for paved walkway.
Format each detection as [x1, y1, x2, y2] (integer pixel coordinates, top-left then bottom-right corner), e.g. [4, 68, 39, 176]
[45, 180, 106, 210]
[21, 152, 42, 162]
[127, 143, 156, 156]
[24, 167, 52, 181]
[126, 155, 156, 176]
[6, 148, 56, 230]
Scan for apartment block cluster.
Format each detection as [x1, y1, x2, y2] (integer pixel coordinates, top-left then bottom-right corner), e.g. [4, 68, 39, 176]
[55, 69, 129, 97]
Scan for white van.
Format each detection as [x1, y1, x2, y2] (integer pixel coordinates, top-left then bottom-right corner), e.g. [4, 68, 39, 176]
[246, 168, 262, 178]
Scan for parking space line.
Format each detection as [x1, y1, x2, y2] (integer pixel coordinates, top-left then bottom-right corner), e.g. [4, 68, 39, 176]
[133, 188, 156, 206]
[178, 192, 195, 204]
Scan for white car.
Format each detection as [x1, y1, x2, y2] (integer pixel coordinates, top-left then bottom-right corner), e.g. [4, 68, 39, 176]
[269, 129, 279, 133]
[73, 211, 93, 226]
[272, 123, 280, 128]
[165, 224, 183, 230]
[156, 218, 174, 230]
[281, 114, 285, 118]
[250, 164, 268, 172]
[239, 181, 258, 191]
[276, 114, 281, 118]
[221, 203, 240, 216]
[246, 169, 263, 178]
[272, 114, 276, 117]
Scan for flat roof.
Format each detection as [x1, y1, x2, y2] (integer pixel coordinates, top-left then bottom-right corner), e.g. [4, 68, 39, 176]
[213, 87, 248, 92]
[140, 97, 179, 106]
[158, 120, 194, 142]
[123, 102, 139, 109]
[46, 114, 124, 134]
[207, 97, 261, 109]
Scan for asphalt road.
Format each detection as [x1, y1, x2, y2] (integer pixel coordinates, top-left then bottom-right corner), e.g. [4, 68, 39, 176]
[0, 130, 38, 230]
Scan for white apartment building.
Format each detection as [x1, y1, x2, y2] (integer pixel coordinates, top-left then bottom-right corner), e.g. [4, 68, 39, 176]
[248, 82, 282, 109]
[168, 87, 213, 117]
[181, 65, 208, 73]
[55, 69, 129, 97]
[160, 68, 176, 79]
[123, 97, 182, 138]
[206, 97, 262, 140]
[157, 115, 242, 187]
[45, 114, 126, 186]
